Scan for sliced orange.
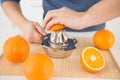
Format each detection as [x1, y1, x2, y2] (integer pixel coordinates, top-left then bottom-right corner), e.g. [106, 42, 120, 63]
[80, 47, 105, 72]
[49, 24, 64, 31]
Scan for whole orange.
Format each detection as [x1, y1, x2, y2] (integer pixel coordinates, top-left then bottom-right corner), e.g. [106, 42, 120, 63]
[3, 35, 30, 63]
[93, 29, 115, 50]
[23, 53, 54, 80]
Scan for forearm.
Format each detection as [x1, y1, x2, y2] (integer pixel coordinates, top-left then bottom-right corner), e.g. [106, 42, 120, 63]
[81, 0, 120, 28]
[1, 1, 28, 28]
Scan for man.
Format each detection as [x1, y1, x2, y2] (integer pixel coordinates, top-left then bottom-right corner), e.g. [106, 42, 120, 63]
[1, 0, 120, 43]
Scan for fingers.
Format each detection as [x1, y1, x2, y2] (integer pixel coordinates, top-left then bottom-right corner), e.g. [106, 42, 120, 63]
[45, 17, 61, 30]
[33, 31, 43, 43]
[33, 22, 47, 36]
[43, 10, 59, 28]
[25, 21, 47, 43]
[43, 8, 68, 30]
[26, 31, 43, 43]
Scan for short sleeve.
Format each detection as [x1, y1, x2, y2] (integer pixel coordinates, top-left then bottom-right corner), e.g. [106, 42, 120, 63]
[1, 0, 20, 4]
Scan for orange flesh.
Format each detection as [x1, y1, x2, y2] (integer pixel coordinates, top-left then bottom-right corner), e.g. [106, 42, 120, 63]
[84, 48, 104, 69]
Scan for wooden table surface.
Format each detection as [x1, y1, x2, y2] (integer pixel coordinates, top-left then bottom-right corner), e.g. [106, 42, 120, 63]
[0, 37, 120, 79]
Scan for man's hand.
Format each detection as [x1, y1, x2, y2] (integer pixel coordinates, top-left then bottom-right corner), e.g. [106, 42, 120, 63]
[44, 0, 120, 31]
[1, 1, 47, 43]
[43, 7, 86, 30]
[20, 21, 47, 43]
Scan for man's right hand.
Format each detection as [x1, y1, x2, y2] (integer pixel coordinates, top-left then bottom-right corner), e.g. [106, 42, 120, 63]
[19, 21, 47, 43]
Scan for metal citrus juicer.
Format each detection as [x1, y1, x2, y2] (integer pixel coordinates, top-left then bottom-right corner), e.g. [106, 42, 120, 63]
[42, 25, 77, 59]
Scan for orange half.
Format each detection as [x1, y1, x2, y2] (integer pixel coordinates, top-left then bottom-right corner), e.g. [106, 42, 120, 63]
[49, 24, 65, 31]
[80, 47, 105, 72]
